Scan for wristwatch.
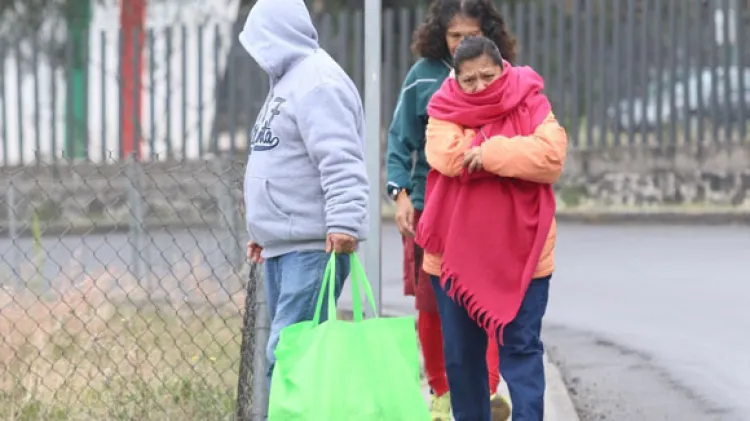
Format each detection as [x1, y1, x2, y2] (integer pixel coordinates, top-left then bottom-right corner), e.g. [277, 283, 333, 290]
[387, 183, 409, 201]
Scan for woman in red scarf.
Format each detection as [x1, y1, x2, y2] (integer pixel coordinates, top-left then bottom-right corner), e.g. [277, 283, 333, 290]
[416, 36, 567, 421]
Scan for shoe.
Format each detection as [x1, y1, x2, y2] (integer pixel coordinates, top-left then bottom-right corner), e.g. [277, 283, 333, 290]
[430, 391, 452, 421]
[490, 393, 511, 421]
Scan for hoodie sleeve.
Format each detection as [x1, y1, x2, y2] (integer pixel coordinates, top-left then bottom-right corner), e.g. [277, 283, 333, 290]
[480, 112, 568, 184]
[298, 82, 369, 239]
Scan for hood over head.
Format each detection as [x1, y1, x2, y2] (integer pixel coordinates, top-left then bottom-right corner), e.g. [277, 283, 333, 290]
[238, 0, 319, 79]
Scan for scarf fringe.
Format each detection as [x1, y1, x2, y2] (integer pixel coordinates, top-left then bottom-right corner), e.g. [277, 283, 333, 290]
[440, 265, 510, 346]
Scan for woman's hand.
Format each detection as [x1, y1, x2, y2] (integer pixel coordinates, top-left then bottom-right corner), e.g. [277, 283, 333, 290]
[463, 147, 483, 173]
[394, 191, 415, 238]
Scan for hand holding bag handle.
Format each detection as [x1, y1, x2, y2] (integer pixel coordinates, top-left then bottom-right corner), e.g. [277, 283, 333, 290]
[311, 253, 379, 325]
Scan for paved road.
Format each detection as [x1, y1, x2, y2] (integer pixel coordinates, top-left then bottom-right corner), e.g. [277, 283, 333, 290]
[345, 222, 750, 421]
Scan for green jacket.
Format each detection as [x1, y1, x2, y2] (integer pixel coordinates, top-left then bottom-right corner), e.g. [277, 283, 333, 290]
[386, 58, 452, 211]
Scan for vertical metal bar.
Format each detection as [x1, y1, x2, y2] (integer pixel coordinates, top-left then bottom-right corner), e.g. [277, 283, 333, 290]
[597, 0, 607, 147]
[542, 0, 552, 79]
[50, 39, 58, 163]
[118, 29, 124, 159]
[320, 13, 332, 52]
[398, 8, 410, 80]
[527, 0, 537, 69]
[382, 9, 395, 125]
[65, 29, 75, 160]
[611, 0, 623, 145]
[654, 0, 664, 146]
[148, 29, 156, 160]
[695, 1, 705, 144]
[681, 1, 691, 144]
[353, 10, 364, 94]
[555, 1, 566, 126]
[229, 46, 237, 154]
[364, 0, 382, 316]
[0, 43, 6, 166]
[708, 0, 719, 142]
[667, 0, 677, 145]
[198, 25, 204, 157]
[32, 35, 41, 162]
[249, 263, 269, 421]
[625, 0, 636, 145]
[95, 31, 107, 164]
[736, 0, 746, 142]
[639, 0, 649, 145]
[181, 25, 188, 158]
[82, 28, 90, 160]
[709, 0, 720, 142]
[583, 0, 594, 148]
[501, 2, 512, 60]
[16, 42, 25, 164]
[100, 31, 106, 161]
[338, 9, 351, 73]
[133, 30, 141, 160]
[721, 0, 733, 141]
[213, 25, 221, 153]
[415, 4, 425, 32]
[514, 2, 525, 65]
[165, 26, 173, 159]
[570, 1, 580, 147]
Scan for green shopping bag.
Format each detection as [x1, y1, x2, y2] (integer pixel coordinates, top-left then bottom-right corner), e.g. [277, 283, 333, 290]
[268, 253, 430, 421]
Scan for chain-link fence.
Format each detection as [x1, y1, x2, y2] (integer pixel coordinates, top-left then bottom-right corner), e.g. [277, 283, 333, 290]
[0, 154, 268, 420]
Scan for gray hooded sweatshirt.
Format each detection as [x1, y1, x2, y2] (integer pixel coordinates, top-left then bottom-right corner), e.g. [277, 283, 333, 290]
[239, 0, 369, 258]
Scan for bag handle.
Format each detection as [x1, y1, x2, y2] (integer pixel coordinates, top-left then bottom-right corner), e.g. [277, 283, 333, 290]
[349, 253, 379, 322]
[311, 252, 379, 325]
[312, 253, 338, 326]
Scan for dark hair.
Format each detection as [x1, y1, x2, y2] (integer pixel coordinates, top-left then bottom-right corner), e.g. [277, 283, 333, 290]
[411, 0, 517, 64]
[453, 36, 503, 75]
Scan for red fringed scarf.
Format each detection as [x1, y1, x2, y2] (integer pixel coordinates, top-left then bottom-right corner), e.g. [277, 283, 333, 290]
[416, 62, 556, 342]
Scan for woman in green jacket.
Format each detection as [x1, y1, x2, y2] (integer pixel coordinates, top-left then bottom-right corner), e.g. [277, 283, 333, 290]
[385, 1, 517, 420]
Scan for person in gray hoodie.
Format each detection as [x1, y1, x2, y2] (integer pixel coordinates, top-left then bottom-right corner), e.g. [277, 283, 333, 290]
[239, 0, 369, 390]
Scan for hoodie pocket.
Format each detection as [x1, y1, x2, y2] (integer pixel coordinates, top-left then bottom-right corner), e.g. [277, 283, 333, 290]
[245, 177, 292, 244]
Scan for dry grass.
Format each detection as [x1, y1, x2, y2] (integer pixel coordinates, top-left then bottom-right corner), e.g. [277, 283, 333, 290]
[0, 254, 247, 420]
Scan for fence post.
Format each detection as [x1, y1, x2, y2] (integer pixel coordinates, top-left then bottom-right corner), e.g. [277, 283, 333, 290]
[251, 262, 269, 420]
[236, 261, 269, 421]
[126, 155, 147, 282]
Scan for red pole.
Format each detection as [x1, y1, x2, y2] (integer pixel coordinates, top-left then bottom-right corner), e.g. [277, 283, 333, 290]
[119, 0, 146, 159]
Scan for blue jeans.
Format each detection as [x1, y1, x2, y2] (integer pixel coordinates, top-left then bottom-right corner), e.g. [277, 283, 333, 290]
[431, 275, 551, 421]
[264, 251, 349, 388]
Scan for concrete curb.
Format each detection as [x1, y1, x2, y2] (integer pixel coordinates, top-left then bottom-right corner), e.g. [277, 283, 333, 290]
[337, 308, 580, 421]
[543, 353, 581, 421]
